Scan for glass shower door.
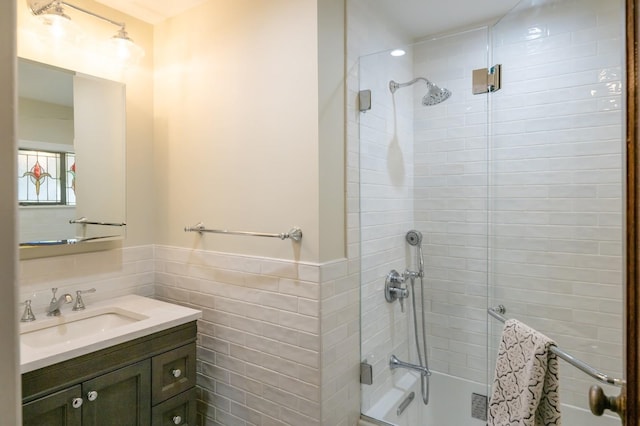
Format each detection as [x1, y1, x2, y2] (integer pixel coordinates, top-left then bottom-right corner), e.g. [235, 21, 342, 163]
[358, 26, 492, 425]
[487, 0, 626, 424]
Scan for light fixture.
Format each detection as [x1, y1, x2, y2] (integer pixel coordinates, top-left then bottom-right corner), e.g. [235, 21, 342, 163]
[106, 28, 145, 66]
[27, 0, 145, 66]
[390, 49, 406, 57]
[30, 0, 83, 45]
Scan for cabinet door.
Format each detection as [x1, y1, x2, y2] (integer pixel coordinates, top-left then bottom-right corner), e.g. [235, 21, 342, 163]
[82, 359, 151, 425]
[23, 385, 82, 426]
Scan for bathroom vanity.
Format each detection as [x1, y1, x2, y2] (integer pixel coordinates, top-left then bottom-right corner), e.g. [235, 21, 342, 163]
[20, 295, 201, 425]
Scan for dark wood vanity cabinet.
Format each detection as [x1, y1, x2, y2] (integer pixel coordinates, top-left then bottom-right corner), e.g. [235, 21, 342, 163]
[22, 322, 197, 426]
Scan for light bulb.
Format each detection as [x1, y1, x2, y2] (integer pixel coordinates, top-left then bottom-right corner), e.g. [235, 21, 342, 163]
[33, 3, 84, 47]
[107, 28, 145, 67]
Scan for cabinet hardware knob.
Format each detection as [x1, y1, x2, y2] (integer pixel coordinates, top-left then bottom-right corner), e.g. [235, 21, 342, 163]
[87, 390, 98, 401]
[72, 398, 83, 409]
[172, 368, 182, 378]
[172, 415, 182, 424]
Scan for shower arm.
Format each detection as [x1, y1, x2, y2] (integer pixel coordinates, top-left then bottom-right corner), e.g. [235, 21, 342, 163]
[389, 77, 432, 93]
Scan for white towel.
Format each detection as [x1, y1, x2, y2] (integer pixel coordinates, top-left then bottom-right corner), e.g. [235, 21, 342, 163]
[488, 319, 561, 426]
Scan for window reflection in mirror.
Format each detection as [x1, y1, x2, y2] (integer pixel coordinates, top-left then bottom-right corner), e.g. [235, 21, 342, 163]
[18, 58, 126, 247]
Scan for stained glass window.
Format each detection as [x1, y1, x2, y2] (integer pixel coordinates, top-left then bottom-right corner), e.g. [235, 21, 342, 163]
[18, 149, 76, 206]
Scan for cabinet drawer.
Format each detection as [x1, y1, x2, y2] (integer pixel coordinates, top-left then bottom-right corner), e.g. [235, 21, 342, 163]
[152, 343, 196, 404]
[152, 388, 197, 426]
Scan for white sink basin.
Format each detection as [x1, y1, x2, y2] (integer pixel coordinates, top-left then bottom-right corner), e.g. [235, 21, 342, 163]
[20, 295, 202, 374]
[21, 308, 147, 348]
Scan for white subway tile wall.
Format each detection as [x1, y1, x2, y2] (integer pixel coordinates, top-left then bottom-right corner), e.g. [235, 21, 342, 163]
[346, 0, 416, 418]
[412, 27, 490, 387]
[489, 0, 624, 409]
[19, 245, 155, 312]
[154, 245, 358, 426]
[19, 244, 359, 426]
[356, 28, 418, 418]
[350, 0, 624, 419]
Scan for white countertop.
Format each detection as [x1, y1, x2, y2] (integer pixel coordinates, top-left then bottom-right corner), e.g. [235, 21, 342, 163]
[20, 295, 202, 373]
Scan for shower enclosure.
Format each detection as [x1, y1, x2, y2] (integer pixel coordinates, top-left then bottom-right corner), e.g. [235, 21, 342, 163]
[357, 0, 625, 424]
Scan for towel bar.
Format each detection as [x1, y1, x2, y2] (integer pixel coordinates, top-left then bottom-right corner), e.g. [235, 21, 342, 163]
[488, 306, 625, 387]
[184, 222, 302, 241]
[69, 217, 126, 226]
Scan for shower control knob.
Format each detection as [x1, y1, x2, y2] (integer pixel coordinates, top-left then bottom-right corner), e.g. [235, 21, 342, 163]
[385, 270, 408, 312]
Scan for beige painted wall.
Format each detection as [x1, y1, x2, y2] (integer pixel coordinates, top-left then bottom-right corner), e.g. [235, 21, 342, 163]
[154, 0, 344, 264]
[318, 0, 346, 263]
[17, 0, 155, 248]
[0, 1, 20, 422]
[17, 0, 345, 263]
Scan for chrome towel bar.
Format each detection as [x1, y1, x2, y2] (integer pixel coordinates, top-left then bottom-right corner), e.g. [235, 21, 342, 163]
[69, 217, 126, 226]
[488, 306, 625, 387]
[184, 222, 302, 241]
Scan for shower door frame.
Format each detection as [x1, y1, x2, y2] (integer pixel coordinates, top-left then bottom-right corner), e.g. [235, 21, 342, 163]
[626, 0, 639, 424]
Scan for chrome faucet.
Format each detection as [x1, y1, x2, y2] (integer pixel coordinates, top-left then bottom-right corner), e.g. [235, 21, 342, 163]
[47, 288, 73, 316]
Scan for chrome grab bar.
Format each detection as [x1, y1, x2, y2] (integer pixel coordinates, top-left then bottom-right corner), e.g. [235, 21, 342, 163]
[69, 217, 126, 226]
[488, 306, 625, 387]
[184, 222, 302, 241]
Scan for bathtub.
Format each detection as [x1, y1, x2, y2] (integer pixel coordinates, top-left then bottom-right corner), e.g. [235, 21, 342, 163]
[360, 371, 620, 426]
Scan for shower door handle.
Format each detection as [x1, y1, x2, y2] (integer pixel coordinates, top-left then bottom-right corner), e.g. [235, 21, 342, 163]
[588, 385, 625, 421]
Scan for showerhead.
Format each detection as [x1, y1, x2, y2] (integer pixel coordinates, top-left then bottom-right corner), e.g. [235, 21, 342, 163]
[389, 77, 451, 106]
[406, 230, 423, 247]
[422, 84, 451, 106]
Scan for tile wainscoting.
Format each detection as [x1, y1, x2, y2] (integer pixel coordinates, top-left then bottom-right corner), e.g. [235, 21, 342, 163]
[19, 245, 360, 426]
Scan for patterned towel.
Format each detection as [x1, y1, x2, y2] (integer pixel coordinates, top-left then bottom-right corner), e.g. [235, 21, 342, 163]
[488, 319, 561, 426]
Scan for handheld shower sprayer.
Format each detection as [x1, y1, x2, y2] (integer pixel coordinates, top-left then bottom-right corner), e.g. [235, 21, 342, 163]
[406, 230, 422, 246]
[406, 230, 424, 278]
[394, 229, 430, 405]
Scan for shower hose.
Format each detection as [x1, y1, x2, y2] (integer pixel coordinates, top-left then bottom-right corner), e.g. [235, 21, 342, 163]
[410, 244, 431, 405]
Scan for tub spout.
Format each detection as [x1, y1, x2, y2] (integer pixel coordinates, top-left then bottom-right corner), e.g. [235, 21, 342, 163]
[389, 354, 431, 376]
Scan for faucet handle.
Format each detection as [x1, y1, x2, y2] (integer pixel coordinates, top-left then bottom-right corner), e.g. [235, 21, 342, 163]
[72, 288, 96, 311]
[20, 300, 36, 322]
[50, 287, 58, 303]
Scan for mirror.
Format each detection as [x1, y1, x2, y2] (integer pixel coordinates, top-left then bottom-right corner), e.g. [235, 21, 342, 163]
[17, 58, 126, 247]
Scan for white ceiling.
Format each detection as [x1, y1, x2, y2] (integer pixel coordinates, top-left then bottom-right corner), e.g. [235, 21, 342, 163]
[97, 0, 523, 39]
[367, 0, 522, 39]
[94, 0, 209, 25]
